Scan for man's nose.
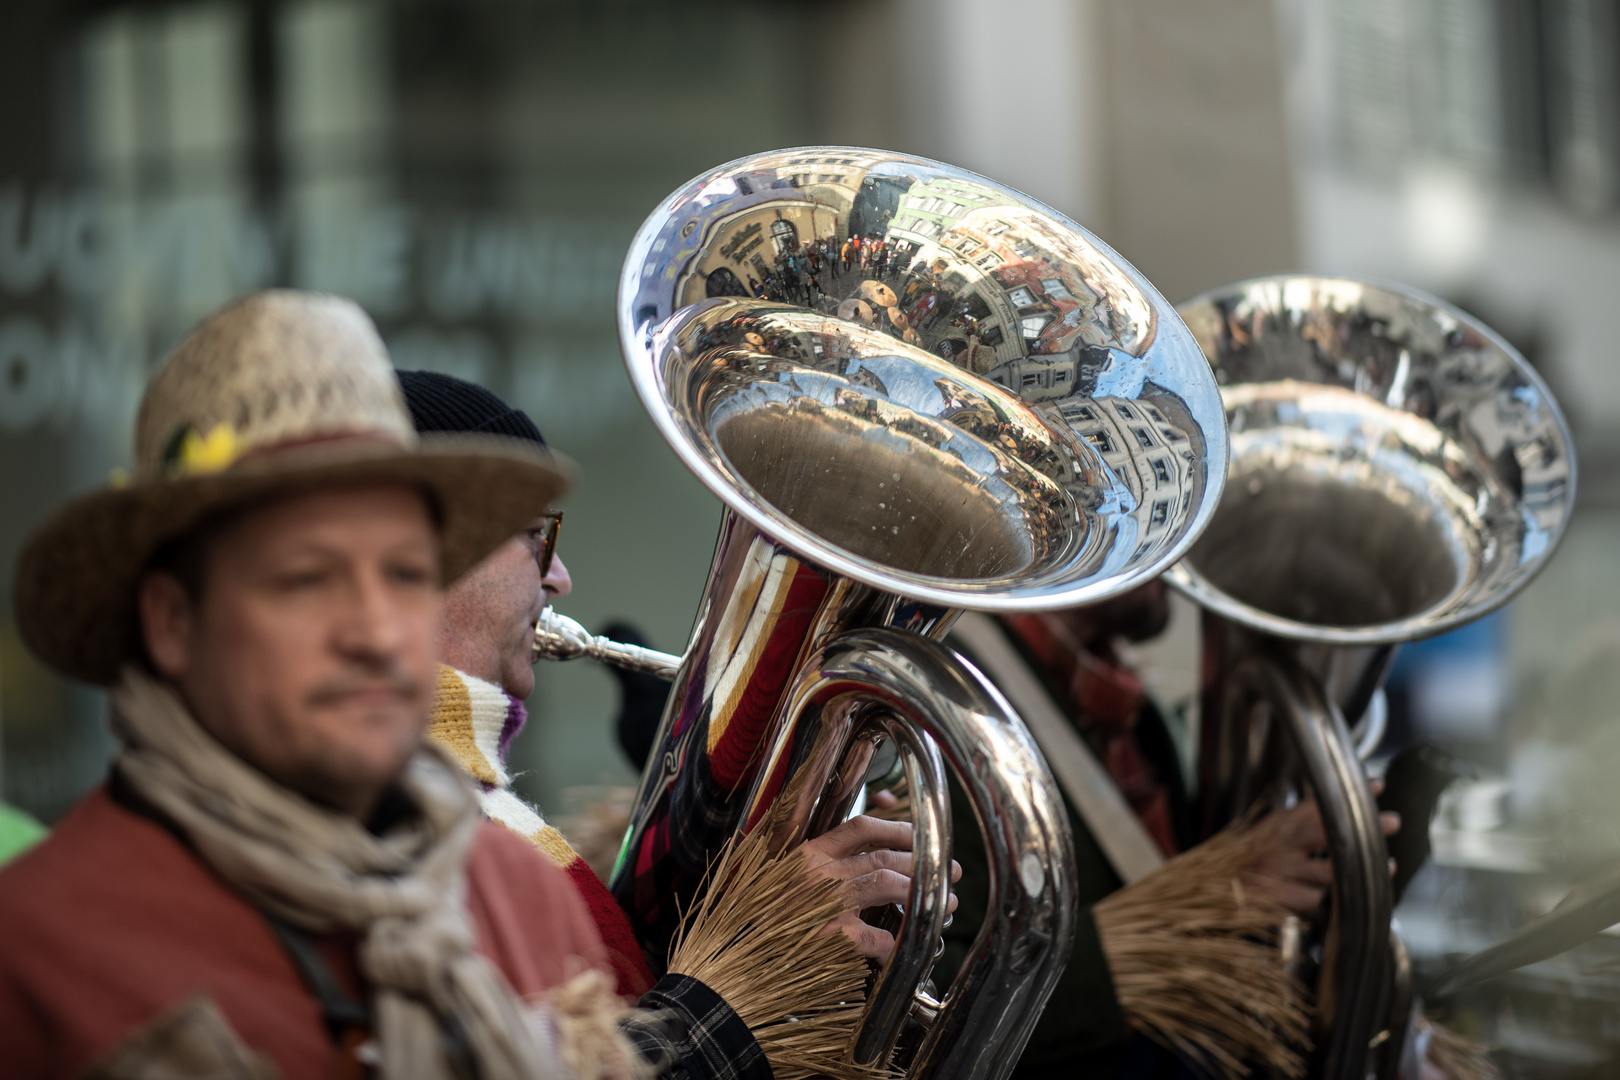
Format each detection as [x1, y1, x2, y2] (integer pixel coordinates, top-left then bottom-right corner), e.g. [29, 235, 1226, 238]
[543, 553, 572, 599]
[337, 569, 409, 659]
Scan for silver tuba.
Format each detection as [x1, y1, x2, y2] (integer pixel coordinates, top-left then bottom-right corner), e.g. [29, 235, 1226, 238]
[1165, 275, 1576, 1079]
[592, 147, 1229, 1079]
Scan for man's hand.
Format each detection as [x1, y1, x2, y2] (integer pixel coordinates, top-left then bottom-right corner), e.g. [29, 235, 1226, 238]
[1240, 791, 1401, 916]
[799, 815, 961, 963]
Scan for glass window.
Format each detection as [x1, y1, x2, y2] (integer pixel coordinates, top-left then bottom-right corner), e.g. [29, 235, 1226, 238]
[0, 0, 828, 820]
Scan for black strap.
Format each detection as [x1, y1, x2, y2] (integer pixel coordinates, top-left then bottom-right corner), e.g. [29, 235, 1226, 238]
[264, 915, 482, 1080]
[262, 913, 373, 1044]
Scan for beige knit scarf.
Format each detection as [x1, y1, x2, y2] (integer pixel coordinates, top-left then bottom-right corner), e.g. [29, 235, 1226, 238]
[109, 666, 565, 1080]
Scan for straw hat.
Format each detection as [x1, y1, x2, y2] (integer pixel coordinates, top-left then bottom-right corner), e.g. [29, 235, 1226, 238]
[15, 290, 570, 686]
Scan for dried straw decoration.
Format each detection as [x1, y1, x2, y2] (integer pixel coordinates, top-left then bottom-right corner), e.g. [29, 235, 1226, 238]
[1421, 1017, 1500, 1080]
[536, 965, 650, 1080]
[1095, 817, 1312, 1080]
[667, 827, 897, 1080]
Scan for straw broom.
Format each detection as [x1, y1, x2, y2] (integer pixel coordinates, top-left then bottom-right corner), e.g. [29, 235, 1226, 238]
[667, 826, 898, 1080]
[1094, 815, 1312, 1080]
[1420, 1016, 1500, 1080]
[879, 781, 1308, 1077]
[816, 787, 1493, 1078]
[533, 803, 896, 1080]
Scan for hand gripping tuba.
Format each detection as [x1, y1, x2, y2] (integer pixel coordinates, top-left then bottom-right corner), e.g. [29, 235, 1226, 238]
[1166, 275, 1576, 1079]
[601, 148, 1229, 1078]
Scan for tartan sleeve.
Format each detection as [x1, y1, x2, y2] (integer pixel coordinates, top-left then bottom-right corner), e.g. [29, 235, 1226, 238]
[620, 973, 771, 1080]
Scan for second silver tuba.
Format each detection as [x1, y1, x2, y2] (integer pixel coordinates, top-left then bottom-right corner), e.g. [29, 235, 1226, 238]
[599, 147, 1230, 1079]
[1167, 275, 1576, 1079]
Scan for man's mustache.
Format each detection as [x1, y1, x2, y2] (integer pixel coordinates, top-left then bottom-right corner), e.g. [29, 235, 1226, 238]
[307, 672, 420, 706]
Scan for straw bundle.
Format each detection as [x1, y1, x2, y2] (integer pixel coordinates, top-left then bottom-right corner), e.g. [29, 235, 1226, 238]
[1421, 1017, 1500, 1080]
[667, 828, 897, 1080]
[1095, 818, 1311, 1080]
[534, 965, 649, 1080]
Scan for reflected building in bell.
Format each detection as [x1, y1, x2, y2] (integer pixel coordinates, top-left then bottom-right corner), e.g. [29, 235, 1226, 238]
[886, 180, 1158, 386]
[1053, 394, 1199, 561]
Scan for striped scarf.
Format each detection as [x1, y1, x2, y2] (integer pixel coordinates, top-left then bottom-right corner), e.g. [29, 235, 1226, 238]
[429, 665, 654, 999]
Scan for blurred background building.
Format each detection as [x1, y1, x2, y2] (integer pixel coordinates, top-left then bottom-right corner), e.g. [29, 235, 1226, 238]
[2, 0, 1619, 1073]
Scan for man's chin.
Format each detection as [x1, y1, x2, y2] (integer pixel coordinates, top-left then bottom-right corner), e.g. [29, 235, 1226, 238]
[315, 737, 421, 806]
[499, 660, 535, 701]
[308, 701, 426, 760]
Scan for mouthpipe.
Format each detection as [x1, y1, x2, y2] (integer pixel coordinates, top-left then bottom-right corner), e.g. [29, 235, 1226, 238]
[531, 607, 682, 680]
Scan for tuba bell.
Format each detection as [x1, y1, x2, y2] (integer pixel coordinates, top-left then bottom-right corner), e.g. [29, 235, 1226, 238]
[586, 147, 1229, 1079]
[1166, 275, 1576, 1079]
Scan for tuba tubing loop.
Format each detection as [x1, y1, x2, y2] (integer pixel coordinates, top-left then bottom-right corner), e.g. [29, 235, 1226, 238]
[1219, 650, 1393, 1080]
[738, 628, 1077, 1080]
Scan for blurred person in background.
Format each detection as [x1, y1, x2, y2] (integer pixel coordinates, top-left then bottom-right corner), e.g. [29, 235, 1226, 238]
[395, 369, 657, 998]
[941, 586, 1461, 1080]
[0, 292, 918, 1080]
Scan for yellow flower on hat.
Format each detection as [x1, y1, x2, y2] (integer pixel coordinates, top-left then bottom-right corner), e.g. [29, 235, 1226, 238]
[168, 423, 242, 478]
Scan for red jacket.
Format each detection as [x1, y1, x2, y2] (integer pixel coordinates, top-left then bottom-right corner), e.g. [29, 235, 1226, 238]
[0, 785, 612, 1079]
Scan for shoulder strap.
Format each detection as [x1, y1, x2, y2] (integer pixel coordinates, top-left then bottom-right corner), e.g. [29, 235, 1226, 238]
[261, 914, 373, 1044]
[950, 612, 1165, 884]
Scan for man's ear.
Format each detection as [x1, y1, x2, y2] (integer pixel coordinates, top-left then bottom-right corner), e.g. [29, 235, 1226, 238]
[138, 572, 194, 679]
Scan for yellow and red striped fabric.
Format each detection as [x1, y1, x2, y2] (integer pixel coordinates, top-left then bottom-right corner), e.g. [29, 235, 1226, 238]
[429, 665, 653, 998]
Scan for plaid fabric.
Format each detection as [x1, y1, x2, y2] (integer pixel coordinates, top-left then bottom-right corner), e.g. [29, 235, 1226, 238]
[623, 973, 771, 1080]
[1000, 614, 1180, 857]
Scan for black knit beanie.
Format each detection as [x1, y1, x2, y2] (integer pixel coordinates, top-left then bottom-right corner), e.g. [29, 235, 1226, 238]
[396, 369, 546, 447]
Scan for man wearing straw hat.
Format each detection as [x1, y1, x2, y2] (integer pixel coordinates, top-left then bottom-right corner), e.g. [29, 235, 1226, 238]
[0, 291, 901, 1080]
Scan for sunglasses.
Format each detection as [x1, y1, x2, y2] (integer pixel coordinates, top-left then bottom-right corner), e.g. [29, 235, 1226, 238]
[536, 512, 563, 577]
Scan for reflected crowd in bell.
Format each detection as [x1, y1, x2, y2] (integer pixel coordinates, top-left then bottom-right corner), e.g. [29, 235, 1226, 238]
[631, 150, 1222, 607]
